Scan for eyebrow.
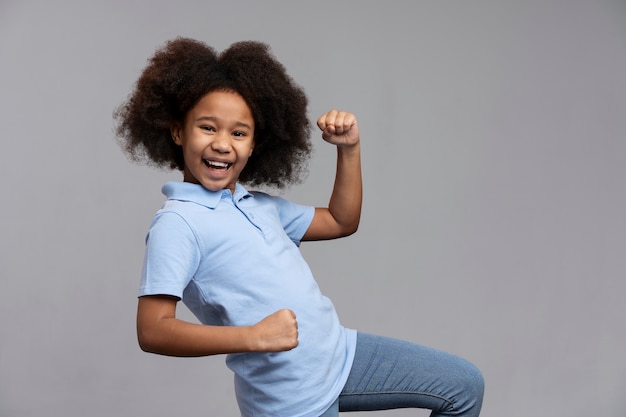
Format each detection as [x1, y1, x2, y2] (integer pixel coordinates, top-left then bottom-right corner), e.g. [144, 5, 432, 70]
[195, 116, 252, 130]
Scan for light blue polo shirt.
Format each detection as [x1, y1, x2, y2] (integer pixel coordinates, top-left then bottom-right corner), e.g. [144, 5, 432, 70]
[140, 182, 356, 417]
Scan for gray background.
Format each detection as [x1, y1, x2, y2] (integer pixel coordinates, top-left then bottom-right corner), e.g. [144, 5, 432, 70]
[1, 1, 625, 416]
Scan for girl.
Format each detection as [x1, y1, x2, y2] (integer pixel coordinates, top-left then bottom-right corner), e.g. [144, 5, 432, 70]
[115, 37, 483, 417]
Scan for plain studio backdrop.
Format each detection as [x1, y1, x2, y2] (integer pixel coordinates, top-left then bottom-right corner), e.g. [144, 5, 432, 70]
[1, 1, 625, 416]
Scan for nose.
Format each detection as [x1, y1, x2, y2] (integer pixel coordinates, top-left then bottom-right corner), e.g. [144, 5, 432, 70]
[211, 132, 232, 153]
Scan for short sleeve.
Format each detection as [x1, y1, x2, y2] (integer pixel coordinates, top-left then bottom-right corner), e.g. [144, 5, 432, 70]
[138, 211, 201, 299]
[272, 196, 315, 245]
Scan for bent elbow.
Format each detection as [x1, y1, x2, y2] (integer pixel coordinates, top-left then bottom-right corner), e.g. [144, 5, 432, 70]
[345, 218, 360, 236]
[137, 326, 162, 354]
[137, 332, 153, 353]
[339, 222, 359, 238]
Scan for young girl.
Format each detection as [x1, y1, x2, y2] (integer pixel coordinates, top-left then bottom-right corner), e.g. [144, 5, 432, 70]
[115, 37, 484, 417]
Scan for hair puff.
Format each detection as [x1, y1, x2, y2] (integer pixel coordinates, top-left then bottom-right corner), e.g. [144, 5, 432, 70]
[114, 37, 312, 188]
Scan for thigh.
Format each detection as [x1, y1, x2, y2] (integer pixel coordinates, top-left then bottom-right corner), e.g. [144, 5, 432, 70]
[339, 333, 484, 417]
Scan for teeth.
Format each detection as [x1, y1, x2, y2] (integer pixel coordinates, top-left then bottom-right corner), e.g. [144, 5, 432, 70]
[205, 160, 230, 169]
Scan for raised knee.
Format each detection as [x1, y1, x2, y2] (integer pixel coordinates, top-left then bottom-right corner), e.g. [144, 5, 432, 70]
[457, 361, 484, 415]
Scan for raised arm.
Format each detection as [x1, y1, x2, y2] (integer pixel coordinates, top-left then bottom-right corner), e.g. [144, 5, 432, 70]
[303, 110, 362, 241]
[137, 295, 299, 357]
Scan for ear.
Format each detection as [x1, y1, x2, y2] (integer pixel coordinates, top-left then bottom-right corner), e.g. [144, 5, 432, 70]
[170, 123, 182, 146]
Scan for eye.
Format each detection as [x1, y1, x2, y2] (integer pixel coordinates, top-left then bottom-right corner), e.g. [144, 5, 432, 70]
[200, 125, 216, 132]
[232, 131, 247, 138]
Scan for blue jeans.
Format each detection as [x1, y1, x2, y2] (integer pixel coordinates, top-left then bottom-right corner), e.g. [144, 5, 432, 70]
[320, 332, 484, 416]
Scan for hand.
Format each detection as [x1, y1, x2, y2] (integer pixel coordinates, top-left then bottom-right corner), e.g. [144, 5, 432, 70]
[250, 309, 299, 352]
[317, 109, 360, 148]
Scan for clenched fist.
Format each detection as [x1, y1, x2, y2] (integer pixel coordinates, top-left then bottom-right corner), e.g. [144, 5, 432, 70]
[317, 109, 360, 148]
[250, 309, 299, 352]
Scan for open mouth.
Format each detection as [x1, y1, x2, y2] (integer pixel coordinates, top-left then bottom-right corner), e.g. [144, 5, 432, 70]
[203, 159, 232, 171]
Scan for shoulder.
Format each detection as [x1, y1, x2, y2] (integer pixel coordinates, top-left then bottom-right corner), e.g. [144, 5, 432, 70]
[248, 191, 308, 216]
[249, 191, 295, 206]
[249, 190, 273, 201]
[146, 207, 196, 241]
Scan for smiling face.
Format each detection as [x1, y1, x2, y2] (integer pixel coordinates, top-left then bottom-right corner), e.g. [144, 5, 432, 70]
[171, 91, 255, 193]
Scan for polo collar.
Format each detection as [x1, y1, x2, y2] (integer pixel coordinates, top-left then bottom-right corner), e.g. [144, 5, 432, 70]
[162, 182, 252, 209]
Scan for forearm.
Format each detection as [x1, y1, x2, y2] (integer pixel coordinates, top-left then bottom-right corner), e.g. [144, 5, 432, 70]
[328, 142, 362, 235]
[304, 109, 362, 240]
[137, 297, 298, 357]
[137, 315, 255, 357]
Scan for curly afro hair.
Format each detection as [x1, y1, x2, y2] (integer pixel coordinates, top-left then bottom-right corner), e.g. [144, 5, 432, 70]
[114, 37, 312, 188]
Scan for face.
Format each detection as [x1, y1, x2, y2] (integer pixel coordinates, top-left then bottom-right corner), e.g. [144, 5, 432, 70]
[172, 91, 255, 193]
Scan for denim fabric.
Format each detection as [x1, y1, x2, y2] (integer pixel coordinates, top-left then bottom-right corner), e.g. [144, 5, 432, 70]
[319, 332, 484, 417]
